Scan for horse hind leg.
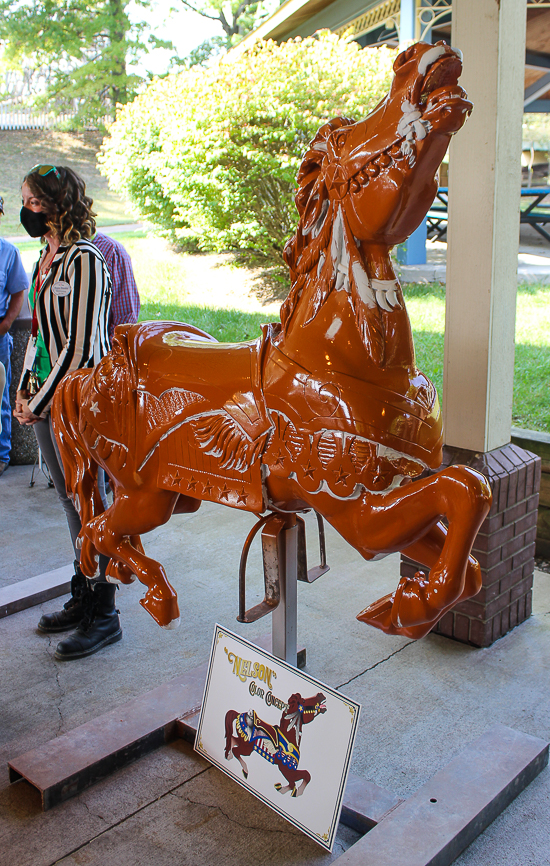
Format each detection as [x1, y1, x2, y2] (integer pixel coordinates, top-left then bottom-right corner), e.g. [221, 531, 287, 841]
[106, 536, 144, 586]
[80, 491, 181, 629]
[236, 752, 249, 779]
[291, 770, 311, 797]
[274, 782, 293, 795]
[275, 766, 310, 797]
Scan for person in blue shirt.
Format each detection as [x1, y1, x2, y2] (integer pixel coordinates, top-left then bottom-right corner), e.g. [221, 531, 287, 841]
[0, 195, 28, 475]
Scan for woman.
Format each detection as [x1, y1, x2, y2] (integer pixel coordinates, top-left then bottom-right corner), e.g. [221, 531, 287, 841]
[14, 164, 120, 661]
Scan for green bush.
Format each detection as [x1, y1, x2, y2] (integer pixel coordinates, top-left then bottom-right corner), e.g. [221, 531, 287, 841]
[99, 33, 396, 261]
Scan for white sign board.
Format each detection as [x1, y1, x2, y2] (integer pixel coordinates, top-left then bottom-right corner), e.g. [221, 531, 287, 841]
[195, 625, 360, 851]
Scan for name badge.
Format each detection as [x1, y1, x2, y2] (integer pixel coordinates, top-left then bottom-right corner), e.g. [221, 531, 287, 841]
[23, 339, 37, 371]
[52, 280, 72, 297]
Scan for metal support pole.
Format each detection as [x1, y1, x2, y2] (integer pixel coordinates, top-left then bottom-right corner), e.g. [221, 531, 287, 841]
[271, 518, 298, 666]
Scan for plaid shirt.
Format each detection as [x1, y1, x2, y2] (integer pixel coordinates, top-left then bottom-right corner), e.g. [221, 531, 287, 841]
[93, 233, 140, 340]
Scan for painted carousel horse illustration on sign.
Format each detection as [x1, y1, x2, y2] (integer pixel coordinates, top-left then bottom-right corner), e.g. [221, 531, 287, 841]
[52, 41, 492, 641]
[224, 692, 327, 796]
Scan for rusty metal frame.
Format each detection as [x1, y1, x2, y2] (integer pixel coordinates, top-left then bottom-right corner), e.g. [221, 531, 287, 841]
[297, 511, 330, 583]
[238, 513, 284, 623]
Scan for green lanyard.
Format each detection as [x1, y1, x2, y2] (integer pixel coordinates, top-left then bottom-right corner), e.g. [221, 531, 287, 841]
[28, 273, 53, 384]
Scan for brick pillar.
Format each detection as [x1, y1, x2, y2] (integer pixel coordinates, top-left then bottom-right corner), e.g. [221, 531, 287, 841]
[401, 443, 541, 648]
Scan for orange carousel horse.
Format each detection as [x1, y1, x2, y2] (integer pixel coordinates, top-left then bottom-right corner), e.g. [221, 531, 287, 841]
[52, 41, 491, 641]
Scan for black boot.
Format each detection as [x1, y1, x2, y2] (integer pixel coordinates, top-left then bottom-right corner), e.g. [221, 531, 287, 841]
[38, 563, 90, 633]
[54, 582, 122, 660]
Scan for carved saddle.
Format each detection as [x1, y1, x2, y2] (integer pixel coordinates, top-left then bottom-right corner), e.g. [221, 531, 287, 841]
[123, 321, 273, 512]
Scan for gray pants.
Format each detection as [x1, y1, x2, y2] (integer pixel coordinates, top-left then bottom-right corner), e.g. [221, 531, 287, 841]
[33, 414, 109, 581]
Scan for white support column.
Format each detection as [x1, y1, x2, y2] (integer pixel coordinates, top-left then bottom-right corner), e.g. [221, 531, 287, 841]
[399, 0, 416, 47]
[443, 0, 527, 453]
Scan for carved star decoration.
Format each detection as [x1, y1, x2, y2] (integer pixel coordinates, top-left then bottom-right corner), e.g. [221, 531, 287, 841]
[237, 488, 248, 504]
[90, 400, 100, 417]
[273, 448, 286, 468]
[203, 479, 214, 496]
[187, 476, 198, 491]
[220, 484, 231, 500]
[334, 466, 351, 485]
[303, 461, 316, 479]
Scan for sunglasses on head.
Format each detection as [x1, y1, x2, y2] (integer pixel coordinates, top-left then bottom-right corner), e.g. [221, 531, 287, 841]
[30, 164, 61, 179]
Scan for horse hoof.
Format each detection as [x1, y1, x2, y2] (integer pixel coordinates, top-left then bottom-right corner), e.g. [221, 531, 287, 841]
[274, 783, 282, 791]
[242, 770, 248, 779]
[140, 593, 180, 628]
[356, 593, 395, 632]
[291, 787, 297, 798]
[357, 591, 434, 639]
[106, 561, 136, 586]
[161, 616, 181, 630]
[391, 573, 436, 630]
[106, 574, 122, 586]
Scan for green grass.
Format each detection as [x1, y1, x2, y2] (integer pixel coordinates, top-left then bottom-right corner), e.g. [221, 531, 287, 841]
[404, 281, 550, 433]
[139, 302, 273, 343]
[0, 129, 134, 235]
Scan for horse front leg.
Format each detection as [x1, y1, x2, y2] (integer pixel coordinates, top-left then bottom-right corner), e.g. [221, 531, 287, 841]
[361, 466, 491, 637]
[319, 465, 491, 639]
[357, 520, 482, 639]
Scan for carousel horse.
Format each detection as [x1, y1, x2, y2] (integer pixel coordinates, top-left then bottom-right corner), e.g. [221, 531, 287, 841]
[224, 692, 327, 796]
[52, 41, 492, 641]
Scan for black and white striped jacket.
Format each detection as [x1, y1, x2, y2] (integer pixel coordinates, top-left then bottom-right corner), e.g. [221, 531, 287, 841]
[19, 239, 112, 417]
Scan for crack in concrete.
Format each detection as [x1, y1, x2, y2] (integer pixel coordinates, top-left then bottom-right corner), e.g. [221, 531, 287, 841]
[79, 798, 110, 827]
[43, 634, 67, 735]
[47, 765, 211, 866]
[336, 640, 416, 689]
[180, 794, 301, 837]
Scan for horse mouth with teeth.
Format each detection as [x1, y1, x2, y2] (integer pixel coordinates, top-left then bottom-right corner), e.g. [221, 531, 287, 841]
[294, 42, 472, 256]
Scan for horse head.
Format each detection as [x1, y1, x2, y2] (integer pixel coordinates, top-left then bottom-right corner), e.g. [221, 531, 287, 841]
[287, 692, 327, 721]
[281, 41, 471, 340]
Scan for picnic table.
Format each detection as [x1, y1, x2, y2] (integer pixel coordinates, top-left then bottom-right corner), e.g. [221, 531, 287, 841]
[426, 186, 550, 243]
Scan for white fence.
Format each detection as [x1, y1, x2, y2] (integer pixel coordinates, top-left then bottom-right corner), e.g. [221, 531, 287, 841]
[0, 107, 77, 130]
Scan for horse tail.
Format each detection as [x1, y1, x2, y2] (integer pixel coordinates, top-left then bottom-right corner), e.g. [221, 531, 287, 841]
[224, 710, 239, 758]
[51, 368, 103, 535]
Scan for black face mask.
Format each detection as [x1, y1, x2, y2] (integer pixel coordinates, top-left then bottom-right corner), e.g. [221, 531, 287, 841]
[20, 206, 49, 238]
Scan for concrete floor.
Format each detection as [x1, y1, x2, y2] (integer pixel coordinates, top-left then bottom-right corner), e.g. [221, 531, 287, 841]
[1, 463, 550, 865]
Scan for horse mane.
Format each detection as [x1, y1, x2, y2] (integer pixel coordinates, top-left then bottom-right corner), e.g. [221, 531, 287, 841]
[280, 117, 386, 366]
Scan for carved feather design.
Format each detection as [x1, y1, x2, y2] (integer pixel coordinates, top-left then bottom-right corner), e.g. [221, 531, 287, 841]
[280, 416, 304, 459]
[343, 213, 386, 367]
[144, 389, 206, 436]
[350, 438, 376, 472]
[302, 277, 331, 328]
[317, 432, 338, 467]
[192, 413, 268, 472]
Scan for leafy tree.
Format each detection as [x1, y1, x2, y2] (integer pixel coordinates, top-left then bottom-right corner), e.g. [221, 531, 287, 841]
[100, 32, 396, 261]
[0, 0, 168, 122]
[173, 0, 279, 67]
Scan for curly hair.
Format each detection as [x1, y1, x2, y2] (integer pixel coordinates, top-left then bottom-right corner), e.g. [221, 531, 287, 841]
[23, 166, 97, 243]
